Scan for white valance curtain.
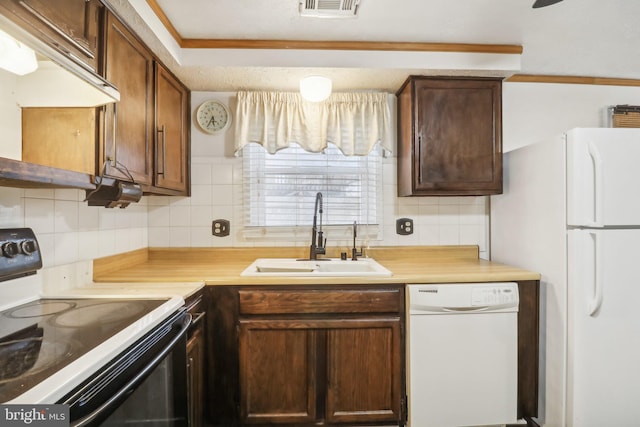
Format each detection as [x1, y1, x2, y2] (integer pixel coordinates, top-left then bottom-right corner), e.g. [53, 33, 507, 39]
[234, 91, 392, 156]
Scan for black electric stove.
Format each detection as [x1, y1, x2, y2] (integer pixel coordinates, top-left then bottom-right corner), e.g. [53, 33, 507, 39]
[0, 228, 175, 404]
[0, 297, 166, 402]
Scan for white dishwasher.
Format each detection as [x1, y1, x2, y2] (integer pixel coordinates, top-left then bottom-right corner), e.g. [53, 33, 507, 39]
[406, 282, 519, 427]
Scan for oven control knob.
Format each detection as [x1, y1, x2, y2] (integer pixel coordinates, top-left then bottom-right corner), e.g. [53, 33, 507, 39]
[2, 241, 20, 258]
[21, 240, 38, 255]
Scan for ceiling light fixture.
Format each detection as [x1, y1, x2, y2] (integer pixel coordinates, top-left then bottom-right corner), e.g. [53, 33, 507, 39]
[532, 0, 563, 8]
[300, 75, 332, 102]
[0, 29, 38, 76]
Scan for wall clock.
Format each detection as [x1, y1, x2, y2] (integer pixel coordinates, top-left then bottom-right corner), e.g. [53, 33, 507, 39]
[196, 100, 231, 134]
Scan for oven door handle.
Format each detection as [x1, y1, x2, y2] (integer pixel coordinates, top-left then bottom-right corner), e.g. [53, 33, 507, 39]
[71, 312, 192, 427]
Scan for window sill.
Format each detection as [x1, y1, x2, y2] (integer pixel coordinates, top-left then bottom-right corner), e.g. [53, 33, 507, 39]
[241, 224, 381, 244]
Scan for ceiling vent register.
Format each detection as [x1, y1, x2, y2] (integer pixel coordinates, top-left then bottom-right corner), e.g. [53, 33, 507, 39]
[299, 0, 360, 18]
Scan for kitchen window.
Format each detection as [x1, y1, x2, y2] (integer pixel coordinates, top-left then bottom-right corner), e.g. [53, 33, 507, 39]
[242, 142, 383, 235]
[235, 90, 391, 241]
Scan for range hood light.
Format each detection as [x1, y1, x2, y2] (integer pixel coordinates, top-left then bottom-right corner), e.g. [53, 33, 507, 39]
[85, 181, 143, 209]
[300, 75, 332, 102]
[0, 29, 38, 76]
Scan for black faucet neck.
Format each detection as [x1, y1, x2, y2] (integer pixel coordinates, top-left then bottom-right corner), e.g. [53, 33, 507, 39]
[310, 192, 326, 260]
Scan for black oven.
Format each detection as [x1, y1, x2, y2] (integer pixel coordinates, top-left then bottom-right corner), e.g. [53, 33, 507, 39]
[59, 309, 191, 427]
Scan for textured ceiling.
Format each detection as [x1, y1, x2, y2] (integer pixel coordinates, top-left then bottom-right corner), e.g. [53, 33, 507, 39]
[105, 0, 640, 93]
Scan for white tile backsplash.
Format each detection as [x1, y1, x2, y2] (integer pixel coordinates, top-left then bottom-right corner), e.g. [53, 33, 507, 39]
[0, 188, 148, 269]
[25, 198, 55, 234]
[191, 205, 214, 227]
[0, 187, 24, 227]
[146, 156, 490, 259]
[54, 200, 79, 232]
[212, 163, 234, 185]
[191, 163, 213, 185]
[191, 184, 213, 206]
[170, 205, 191, 227]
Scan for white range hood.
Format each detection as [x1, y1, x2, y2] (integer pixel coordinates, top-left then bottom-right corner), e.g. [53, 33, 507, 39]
[16, 59, 119, 108]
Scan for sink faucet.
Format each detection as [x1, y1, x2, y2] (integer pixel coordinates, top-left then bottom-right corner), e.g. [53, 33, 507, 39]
[309, 192, 326, 260]
[352, 221, 363, 261]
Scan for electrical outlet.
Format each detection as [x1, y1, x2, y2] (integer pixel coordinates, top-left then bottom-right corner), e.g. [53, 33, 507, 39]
[212, 219, 230, 237]
[396, 218, 414, 235]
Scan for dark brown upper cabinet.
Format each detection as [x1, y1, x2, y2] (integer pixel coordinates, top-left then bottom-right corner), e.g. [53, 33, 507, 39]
[100, 10, 154, 186]
[154, 63, 189, 193]
[100, 10, 189, 195]
[396, 76, 503, 196]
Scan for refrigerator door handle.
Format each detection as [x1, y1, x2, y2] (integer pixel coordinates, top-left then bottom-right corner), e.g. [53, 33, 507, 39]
[586, 142, 604, 227]
[588, 231, 604, 316]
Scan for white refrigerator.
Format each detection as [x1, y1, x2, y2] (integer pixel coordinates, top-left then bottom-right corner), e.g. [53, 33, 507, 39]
[491, 128, 640, 427]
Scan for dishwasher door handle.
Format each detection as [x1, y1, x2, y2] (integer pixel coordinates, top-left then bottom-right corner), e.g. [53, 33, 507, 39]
[442, 306, 489, 312]
[411, 305, 503, 313]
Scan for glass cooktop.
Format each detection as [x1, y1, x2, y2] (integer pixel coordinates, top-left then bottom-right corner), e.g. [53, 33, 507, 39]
[0, 298, 166, 403]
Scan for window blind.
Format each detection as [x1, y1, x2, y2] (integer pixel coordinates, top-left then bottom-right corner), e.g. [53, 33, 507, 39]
[243, 143, 382, 228]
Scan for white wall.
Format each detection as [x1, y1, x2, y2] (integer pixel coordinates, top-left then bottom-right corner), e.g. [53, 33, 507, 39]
[503, 81, 640, 151]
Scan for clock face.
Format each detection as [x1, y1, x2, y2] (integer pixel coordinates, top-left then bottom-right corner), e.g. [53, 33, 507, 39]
[196, 100, 231, 134]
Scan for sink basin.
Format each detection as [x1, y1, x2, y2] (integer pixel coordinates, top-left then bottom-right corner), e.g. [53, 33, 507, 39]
[240, 258, 393, 277]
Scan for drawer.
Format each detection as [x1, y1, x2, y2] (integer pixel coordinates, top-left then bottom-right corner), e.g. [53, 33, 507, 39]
[238, 287, 402, 315]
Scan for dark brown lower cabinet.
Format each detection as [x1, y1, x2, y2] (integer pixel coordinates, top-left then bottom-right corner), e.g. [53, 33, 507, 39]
[186, 292, 206, 427]
[207, 285, 405, 427]
[326, 321, 402, 424]
[239, 322, 317, 424]
[239, 318, 402, 425]
[187, 322, 205, 427]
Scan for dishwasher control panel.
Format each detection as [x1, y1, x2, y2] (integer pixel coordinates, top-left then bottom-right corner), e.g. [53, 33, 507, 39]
[408, 282, 519, 314]
[471, 285, 518, 306]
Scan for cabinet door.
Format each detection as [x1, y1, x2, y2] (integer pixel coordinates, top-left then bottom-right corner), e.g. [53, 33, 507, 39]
[187, 323, 205, 427]
[397, 77, 502, 196]
[238, 320, 318, 424]
[101, 11, 153, 185]
[22, 108, 97, 175]
[0, 0, 101, 70]
[154, 63, 189, 193]
[326, 318, 402, 424]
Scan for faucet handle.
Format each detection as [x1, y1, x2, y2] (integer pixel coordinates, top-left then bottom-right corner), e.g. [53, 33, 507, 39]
[314, 231, 326, 255]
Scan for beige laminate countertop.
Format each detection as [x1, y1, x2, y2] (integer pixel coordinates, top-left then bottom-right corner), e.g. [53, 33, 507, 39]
[92, 246, 540, 286]
[47, 281, 205, 300]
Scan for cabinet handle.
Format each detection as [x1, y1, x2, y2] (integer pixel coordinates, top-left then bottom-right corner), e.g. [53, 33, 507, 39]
[187, 356, 195, 421]
[418, 135, 422, 184]
[110, 103, 118, 168]
[157, 126, 166, 176]
[191, 311, 206, 326]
